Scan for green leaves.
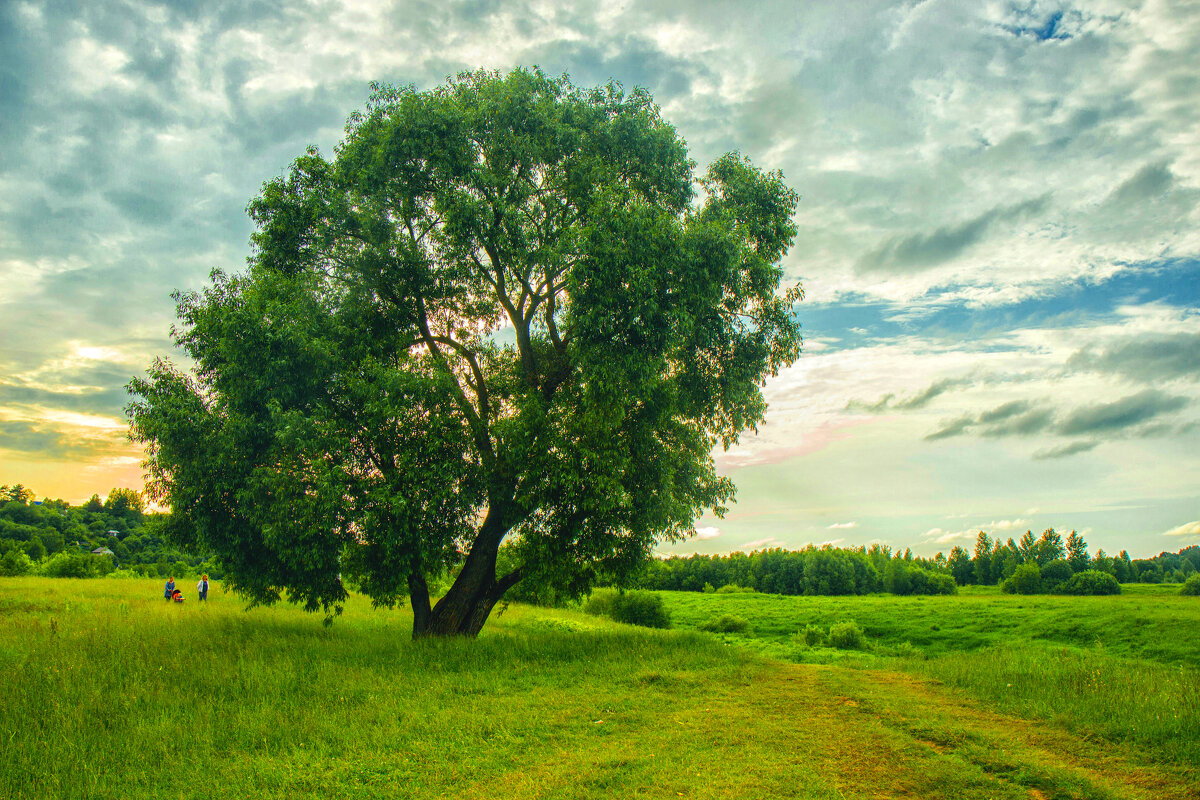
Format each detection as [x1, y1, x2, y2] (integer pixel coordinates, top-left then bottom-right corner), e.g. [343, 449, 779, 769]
[129, 67, 803, 635]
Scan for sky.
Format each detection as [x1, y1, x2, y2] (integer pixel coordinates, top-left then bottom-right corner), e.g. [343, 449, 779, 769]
[1, 0, 1198, 559]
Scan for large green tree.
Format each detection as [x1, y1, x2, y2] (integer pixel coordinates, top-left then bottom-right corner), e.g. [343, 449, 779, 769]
[128, 69, 803, 637]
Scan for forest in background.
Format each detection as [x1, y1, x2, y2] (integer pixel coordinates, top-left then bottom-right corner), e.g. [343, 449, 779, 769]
[630, 529, 1200, 598]
[0, 484, 221, 580]
[3, 483, 1197, 598]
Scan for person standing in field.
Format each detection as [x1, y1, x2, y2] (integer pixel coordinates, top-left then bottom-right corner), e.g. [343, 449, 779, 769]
[196, 574, 209, 602]
[163, 576, 175, 600]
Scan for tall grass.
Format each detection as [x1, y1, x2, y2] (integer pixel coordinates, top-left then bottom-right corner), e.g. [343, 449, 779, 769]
[4, 578, 1197, 799]
[662, 586, 1200, 666]
[909, 641, 1200, 766]
[0, 578, 798, 800]
[661, 586, 1200, 768]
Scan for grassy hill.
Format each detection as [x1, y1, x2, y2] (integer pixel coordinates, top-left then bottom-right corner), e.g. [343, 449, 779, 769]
[1, 578, 1196, 799]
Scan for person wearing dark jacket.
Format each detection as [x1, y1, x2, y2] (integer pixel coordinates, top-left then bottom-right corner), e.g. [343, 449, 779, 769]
[164, 577, 175, 600]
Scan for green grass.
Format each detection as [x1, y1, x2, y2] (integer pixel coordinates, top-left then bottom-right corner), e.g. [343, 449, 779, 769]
[661, 587, 1200, 769]
[662, 585, 1200, 665]
[2, 577, 1197, 799]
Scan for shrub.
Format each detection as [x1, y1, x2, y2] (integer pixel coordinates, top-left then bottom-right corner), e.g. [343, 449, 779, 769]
[800, 623, 826, 647]
[1040, 559, 1074, 592]
[1002, 563, 1042, 595]
[39, 553, 99, 578]
[582, 590, 617, 618]
[702, 582, 715, 594]
[699, 614, 750, 634]
[922, 571, 958, 595]
[610, 591, 671, 629]
[1057, 569, 1121, 596]
[585, 590, 670, 628]
[1178, 574, 1200, 596]
[0, 548, 33, 576]
[716, 583, 755, 594]
[828, 620, 865, 650]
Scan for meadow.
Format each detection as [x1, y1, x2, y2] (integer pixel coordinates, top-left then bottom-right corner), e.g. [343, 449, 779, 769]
[659, 586, 1200, 767]
[1, 577, 1197, 800]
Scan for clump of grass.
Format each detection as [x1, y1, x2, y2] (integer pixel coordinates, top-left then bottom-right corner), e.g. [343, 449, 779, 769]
[584, 589, 670, 628]
[799, 623, 825, 647]
[583, 589, 617, 617]
[699, 614, 750, 634]
[828, 621, 865, 650]
[610, 591, 671, 629]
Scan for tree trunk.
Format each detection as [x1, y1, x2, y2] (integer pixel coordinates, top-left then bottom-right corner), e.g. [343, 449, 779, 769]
[410, 507, 524, 638]
[408, 573, 431, 638]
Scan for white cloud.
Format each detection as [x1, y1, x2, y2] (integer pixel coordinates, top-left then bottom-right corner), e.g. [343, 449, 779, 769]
[740, 537, 783, 551]
[827, 521, 857, 529]
[1163, 520, 1200, 538]
[693, 526, 722, 540]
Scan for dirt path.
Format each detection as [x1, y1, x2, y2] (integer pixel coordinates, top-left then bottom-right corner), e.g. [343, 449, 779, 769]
[742, 661, 1196, 800]
[464, 659, 1197, 800]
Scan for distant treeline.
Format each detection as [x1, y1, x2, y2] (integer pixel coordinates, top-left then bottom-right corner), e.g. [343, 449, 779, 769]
[5, 481, 1198, 598]
[945, 529, 1199, 586]
[631, 544, 956, 596]
[632, 529, 1200, 597]
[0, 484, 217, 580]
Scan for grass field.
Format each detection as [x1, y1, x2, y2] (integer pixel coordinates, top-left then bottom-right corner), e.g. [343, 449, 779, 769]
[2, 577, 1197, 800]
[660, 586, 1200, 769]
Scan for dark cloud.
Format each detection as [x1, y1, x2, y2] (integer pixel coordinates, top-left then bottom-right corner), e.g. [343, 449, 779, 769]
[924, 415, 973, 441]
[923, 390, 1189, 447]
[924, 400, 1056, 441]
[980, 408, 1055, 437]
[0, 381, 132, 420]
[976, 400, 1029, 424]
[849, 377, 970, 413]
[0, 419, 124, 461]
[1067, 332, 1200, 382]
[1057, 390, 1189, 436]
[1033, 440, 1099, 460]
[1107, 162, 1175, 206]
[0, 420, 70, 457]
[893, 378, 964, 410]
[856, 195, 1050, 274]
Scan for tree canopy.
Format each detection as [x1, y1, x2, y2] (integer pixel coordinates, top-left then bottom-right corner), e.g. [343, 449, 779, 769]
[128, 68, 803, 637]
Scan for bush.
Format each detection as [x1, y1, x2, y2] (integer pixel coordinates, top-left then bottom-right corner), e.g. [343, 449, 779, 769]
[921, 571, 958, 595]
[582, 590, 617, 617]
[1002, 563, 1042, 595]
[1040, 559, 1074, 592]
[0, 548, 33, 576]
[39, 552, 99, 578]
[585, 590, 671, 628]
[715, 583, 755, 594]
[1181, 574, 1200, 596]
[699, 614, 750, 634]
[800, 623, 825, 647]
[610, 591, 671, 629]
[828, 621, 865, 650]
[1057, 569, 1121, 596]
